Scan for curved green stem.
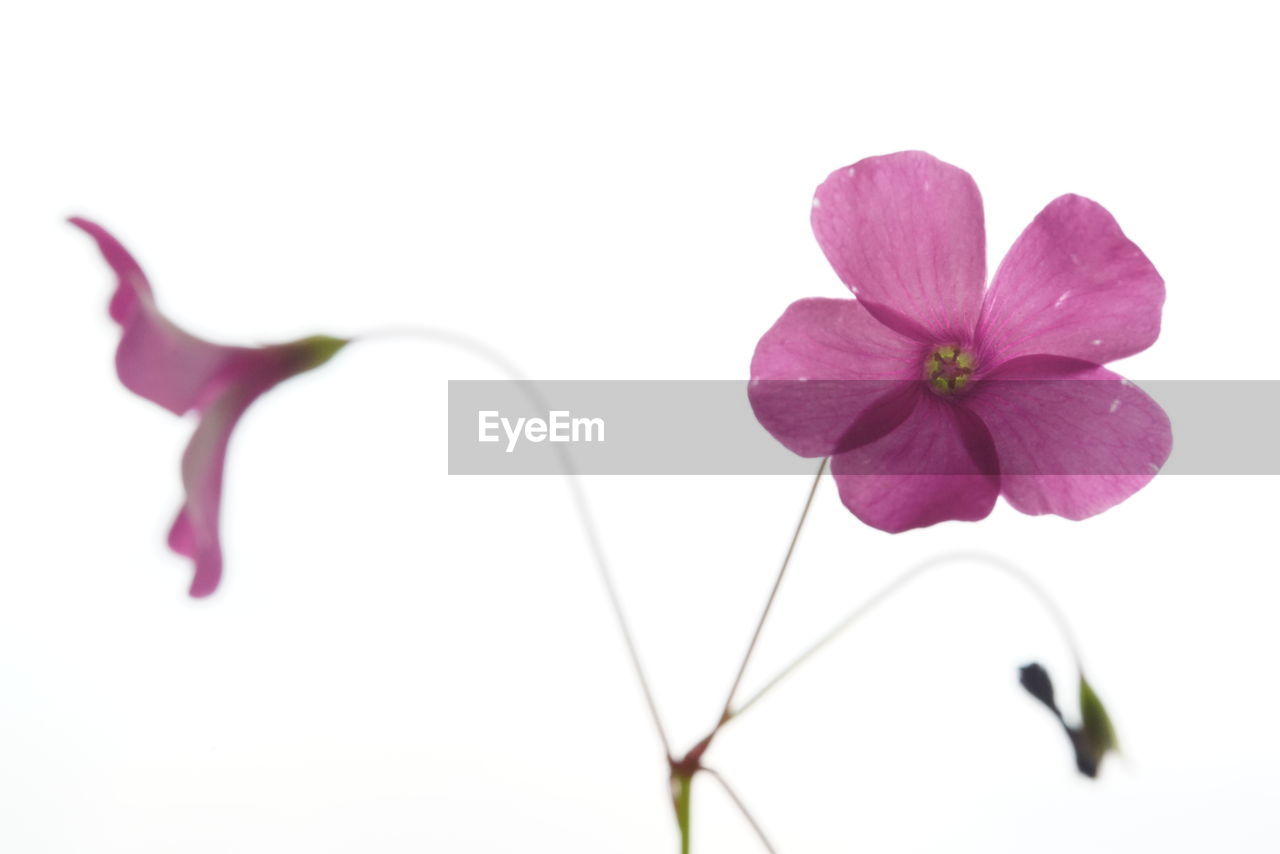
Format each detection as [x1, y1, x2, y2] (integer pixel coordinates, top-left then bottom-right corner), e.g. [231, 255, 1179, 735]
[725, 549, 1084, 724]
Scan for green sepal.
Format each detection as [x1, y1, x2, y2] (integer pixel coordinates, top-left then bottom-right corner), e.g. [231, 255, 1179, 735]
[1078, 675, 1119, 763]
[294, 334, 349, 370]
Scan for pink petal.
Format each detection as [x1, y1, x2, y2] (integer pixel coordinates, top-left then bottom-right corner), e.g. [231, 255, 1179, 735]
[811, 151, 986, 342]
[975, 195, 1164, 367]
[749, 298, 926, 456]
[829, 391, 1000, 532]
[172, 370, 271, 598]
[169, 340, 346, 597]
[963, 355, 1171, 519]
[70, 217, 253, 415]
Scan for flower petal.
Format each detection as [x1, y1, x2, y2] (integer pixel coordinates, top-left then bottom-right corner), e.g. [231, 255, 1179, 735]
[830, 391, 1000, 532]
[811, 151, 986, 342]
[169, 338, 349, 597]
[70, 217, 252, 415]
[171, 376, 261, 597]
[749, 298, 925, 456]
[975, 195, 1164, 367]
[963, 355, 1171, 519]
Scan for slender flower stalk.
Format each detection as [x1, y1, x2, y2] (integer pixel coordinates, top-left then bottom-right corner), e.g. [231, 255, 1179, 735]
[359, 327, 675, 758]
[702, 768, 777, 854]
[676, 549, 1089, 851]
[717, 457, 828, 726]
[667, 459, 826, 853]
[727, 550, 1084, 723]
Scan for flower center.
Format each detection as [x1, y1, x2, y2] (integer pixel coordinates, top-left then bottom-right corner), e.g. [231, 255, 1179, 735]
[925, 346, 975, 395]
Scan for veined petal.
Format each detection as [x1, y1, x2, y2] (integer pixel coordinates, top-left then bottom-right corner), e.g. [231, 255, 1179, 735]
[976, 195, 1164, 367]
[829, 392, 1000, 532]
[749, 298, 925, 456]
[963, 355, 1171, 519]
[70, 217, 253, 415]
[811, 151, 986, 342]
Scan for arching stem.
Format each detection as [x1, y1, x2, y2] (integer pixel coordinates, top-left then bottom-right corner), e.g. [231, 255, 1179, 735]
[358, 327, 674, 758]
[725, 550, 1084, 724]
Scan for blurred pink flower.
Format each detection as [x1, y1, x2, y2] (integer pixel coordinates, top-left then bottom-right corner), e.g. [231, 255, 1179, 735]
[71, 218, 347, 596]
[749, 152, 1171, 532]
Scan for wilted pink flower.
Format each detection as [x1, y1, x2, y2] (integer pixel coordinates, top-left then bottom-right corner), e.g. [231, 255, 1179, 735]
[71, 218, 346, 596]
[749, 152, 1171, 532]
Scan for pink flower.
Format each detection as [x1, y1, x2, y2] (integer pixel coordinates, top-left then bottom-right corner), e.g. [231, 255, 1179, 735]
[749, 152, 1171, 532]
[71, 218, 347, 596]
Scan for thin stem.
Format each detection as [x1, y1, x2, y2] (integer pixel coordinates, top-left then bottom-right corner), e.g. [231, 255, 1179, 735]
[672, 773, 693, 854]
[728, 549, 1084, 722]
[702, 768, 777, 854]
[717, 457, 828, 726]
[356, 327, 673, 758]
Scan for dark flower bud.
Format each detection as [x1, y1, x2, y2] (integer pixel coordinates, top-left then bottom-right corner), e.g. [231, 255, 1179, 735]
[1018, 663, 1118, 779]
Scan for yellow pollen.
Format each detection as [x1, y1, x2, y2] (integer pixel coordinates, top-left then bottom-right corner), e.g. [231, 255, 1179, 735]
[925, 345, 975, 395]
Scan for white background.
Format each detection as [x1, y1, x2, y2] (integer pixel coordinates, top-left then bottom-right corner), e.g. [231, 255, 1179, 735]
[2, 1, 1278, 851]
